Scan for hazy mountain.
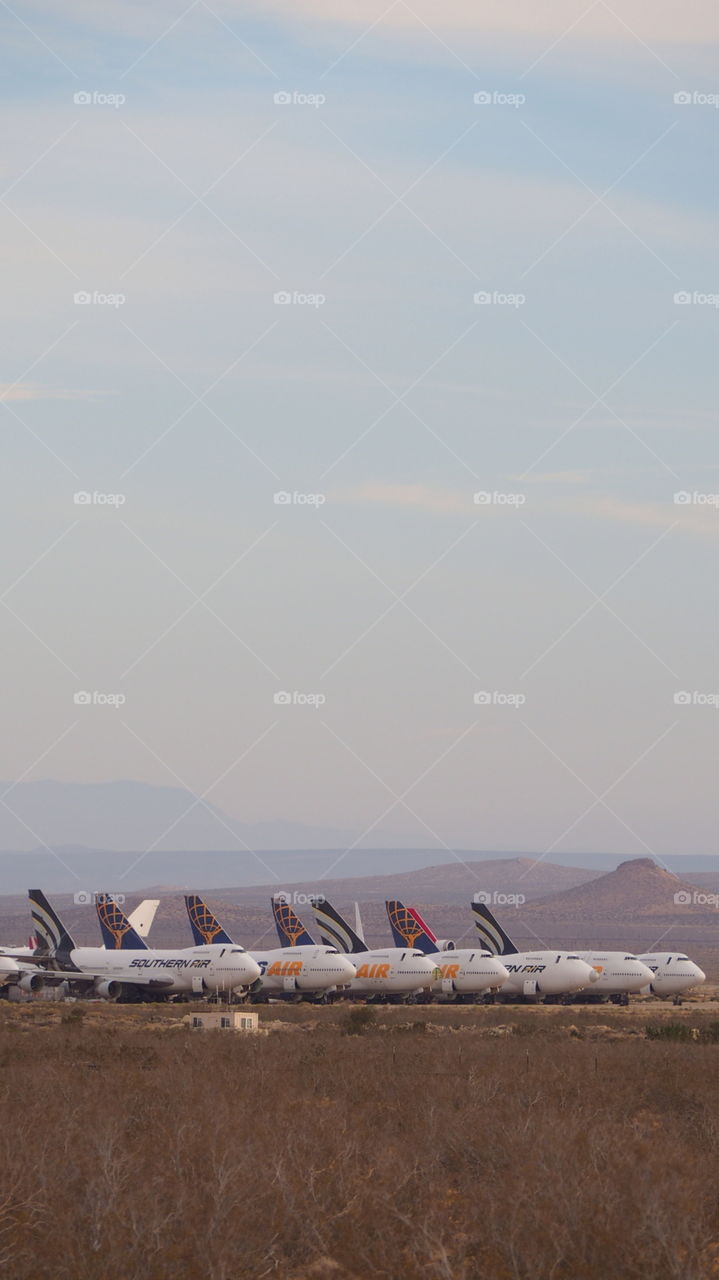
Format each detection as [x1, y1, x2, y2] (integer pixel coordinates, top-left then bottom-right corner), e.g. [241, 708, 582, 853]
[0, 780, 366, 853]
[525, 858, 707, 921]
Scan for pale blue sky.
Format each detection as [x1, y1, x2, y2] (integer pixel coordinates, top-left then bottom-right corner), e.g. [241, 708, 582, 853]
[1, 1, 718, 868]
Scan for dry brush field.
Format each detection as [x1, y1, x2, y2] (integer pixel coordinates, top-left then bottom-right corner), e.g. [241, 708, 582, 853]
[2, 1001, 719, 1279]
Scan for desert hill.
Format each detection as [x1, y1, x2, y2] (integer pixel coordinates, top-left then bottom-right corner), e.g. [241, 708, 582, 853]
[524, 858, 706, 921]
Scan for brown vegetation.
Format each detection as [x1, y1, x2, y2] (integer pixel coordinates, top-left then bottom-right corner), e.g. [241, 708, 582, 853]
[2, 1002, 719, 1278]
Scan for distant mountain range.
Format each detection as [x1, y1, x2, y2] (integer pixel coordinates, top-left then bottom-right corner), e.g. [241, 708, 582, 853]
[0, 780, 364, 853]
[2, 855, 718, 958]
[0, 780, 717, 902]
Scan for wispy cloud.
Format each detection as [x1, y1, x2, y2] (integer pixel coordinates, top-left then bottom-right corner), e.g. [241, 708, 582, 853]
[335, 482, 472, 513]
[561, 493, 719, 536]
[0, 383, 103, 402]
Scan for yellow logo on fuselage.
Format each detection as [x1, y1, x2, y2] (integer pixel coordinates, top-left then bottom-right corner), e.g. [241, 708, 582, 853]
[355, 962, 390, 980]
[267, 960, 303, 977]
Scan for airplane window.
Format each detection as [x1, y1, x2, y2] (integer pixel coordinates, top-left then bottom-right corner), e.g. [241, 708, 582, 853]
[624, 955, 638, 960]
[666, 957, 672, 964]
[677, 956, 689, 961]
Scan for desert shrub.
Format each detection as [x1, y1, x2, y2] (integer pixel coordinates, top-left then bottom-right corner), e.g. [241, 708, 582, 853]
[60, 1003, 85, 1027]
[645, 1022, 694, 1041]
[342, 1005, 377, 1036]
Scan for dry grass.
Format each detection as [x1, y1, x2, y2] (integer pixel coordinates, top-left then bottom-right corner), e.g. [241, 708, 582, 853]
[2, 1002, 719, 1279]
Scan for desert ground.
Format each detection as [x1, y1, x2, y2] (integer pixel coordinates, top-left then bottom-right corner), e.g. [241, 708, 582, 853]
[3, 996, 719, 1280]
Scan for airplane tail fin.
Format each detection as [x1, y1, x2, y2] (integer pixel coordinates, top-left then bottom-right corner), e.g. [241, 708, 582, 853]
[271, 896, 316, 947]
[28, 890, 76, 956]
[127, 898, 160, 939]
[385, 900, 436, 955]
[311, 897, 365, 954]
[471, 901, 518, 955]
[354, 901, 366, 946]
[96, 894, 148, 951]
[185, 894, 234, 946]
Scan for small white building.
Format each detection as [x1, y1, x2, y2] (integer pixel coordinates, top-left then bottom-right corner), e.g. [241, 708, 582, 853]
[191, 1009, 259, 1033]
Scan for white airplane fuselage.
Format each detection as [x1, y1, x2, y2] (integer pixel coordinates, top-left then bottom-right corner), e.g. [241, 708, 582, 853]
[499, 952, 599, 997]
[575, 952, 655, 995]
[347, 948, 437, 995]
[251, 946, 356, 994]
[53, 944, 261, 997]
[425, 949, 509, 996]
[639, 953, 706, 997]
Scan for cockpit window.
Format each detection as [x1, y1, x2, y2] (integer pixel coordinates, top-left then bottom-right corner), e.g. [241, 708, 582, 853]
[677, 956, 689, 962]
[624, 955, 638, 961]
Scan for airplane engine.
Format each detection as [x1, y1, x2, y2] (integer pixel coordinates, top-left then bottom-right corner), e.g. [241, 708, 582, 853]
[434, 940, 457, 951]
[17, 972, 44, 993]
[94, 979, 122, 1000]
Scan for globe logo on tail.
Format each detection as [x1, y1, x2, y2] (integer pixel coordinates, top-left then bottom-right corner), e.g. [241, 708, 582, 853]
[387, 901, 424, 948]
[273, 898, 307, 946]
[96, 895, 133, 950]
[187, 896, 224, 944]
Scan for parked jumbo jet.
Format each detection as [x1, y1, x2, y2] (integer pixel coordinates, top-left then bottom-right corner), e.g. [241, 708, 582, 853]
[1, 898, 158, 964]
[27, 891, 260, 1000]
[472, 902, 599, 999]
[184, 894, 356, 1001]
[638, 952, 706, 1002]
[385, 901, 509, 1000]
[305, 898, 437, 1000]
[569, 950, 655, 1004]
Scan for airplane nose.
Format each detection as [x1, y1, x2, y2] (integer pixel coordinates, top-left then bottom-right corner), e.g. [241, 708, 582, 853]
[339, 958, 357, 980]
[588, 966, 600, 983]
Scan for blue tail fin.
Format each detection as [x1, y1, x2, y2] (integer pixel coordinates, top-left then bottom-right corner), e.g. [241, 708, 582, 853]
[185, 894, 234, 945]
[271, 896, 315, 947]
[386, 900, 436, 954]
[96, 894, 148, 950]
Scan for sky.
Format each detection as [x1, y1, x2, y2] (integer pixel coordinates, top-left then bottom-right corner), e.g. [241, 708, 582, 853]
[1, 0, 719, 876]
